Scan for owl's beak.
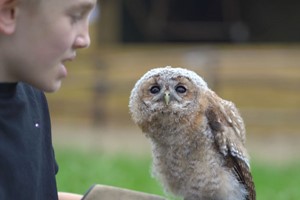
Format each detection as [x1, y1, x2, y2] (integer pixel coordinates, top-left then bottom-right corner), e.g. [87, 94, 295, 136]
[164, 91, 170, 105]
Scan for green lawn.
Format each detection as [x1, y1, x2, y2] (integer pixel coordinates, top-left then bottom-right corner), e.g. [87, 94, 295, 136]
[254, 162, 300, 200]
[56, 148, 300, 200]
[56, 149, 165, 197]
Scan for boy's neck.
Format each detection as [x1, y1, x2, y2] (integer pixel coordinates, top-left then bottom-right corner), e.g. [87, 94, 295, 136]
[0, 64, 17, 83]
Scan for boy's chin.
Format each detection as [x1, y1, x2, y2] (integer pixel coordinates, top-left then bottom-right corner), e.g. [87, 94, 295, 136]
[45, 82, 62, 93]
[34, 80, 62, 93]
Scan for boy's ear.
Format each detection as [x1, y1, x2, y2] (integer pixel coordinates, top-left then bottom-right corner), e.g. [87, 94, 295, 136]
[0, 0, 18, 35]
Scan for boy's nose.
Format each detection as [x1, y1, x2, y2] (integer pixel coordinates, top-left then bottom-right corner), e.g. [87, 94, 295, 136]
[74, 29, 91, 49]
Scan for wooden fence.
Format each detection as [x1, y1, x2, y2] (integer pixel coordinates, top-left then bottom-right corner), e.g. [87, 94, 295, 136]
[47, 44, 300, 135]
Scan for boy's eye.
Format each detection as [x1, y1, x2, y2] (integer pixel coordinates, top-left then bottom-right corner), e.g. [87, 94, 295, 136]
[70, 13, 84, 23]
[69, 9, 90, 24]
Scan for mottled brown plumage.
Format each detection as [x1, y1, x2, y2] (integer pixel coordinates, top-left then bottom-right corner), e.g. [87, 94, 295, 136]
[129, 66, 256, 200]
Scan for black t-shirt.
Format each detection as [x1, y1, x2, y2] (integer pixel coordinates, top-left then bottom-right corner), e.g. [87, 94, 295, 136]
[0, 82, 58, 200]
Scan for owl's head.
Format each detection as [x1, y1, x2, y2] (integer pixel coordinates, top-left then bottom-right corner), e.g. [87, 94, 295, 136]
[129, 66, 208, 128]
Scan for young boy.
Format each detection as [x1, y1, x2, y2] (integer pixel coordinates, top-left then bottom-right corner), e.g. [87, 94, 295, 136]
[0, 0, 97, 199]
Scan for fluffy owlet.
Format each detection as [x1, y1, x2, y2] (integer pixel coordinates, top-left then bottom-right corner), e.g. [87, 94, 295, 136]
[129, 66, 256, 200]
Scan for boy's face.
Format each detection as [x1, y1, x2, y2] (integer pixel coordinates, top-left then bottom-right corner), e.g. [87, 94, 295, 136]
[7, 0, 97, 92]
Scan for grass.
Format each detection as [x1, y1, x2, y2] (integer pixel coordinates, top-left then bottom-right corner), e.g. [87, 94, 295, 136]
[55, 148, 165, 196]
[55, 148, 300, 200]
[254, 162, 300, 200]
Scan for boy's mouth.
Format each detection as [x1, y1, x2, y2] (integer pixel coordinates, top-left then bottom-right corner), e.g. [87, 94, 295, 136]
[62, 52, 77, 63]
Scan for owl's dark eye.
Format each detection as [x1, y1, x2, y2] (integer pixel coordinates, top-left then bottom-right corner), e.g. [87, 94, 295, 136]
[175, 85, 187, 93]
[150, 86, 160, 94]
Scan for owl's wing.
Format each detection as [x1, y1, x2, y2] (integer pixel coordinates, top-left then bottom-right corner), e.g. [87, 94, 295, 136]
[205, 91, 256, 200]
[225, 152, 256, 200]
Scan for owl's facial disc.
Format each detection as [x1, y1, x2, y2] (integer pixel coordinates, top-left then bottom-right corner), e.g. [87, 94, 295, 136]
[142, 76, 197, 112]
[148, 84, 172, 107]
[164, 86, 185, 106]
[149, 84, 188, 108]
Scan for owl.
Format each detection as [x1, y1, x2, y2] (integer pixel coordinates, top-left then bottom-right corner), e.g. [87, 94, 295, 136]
[129, 66, 255, 200]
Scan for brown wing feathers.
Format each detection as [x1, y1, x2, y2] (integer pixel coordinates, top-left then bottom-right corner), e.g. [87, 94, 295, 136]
[225, 154, 256, 200]
[206, 94, 256, 200]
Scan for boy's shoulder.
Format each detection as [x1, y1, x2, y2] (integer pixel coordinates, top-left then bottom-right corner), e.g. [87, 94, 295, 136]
[0, 82, 48, 116]
[19, 82, 42, 94]
[0, 82, 42, 101]
[18, 82, 49, 112]
[18, 82, 46, 100]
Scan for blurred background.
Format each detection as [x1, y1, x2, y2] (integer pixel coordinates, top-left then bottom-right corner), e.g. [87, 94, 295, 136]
[47, 1, 300, 199]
